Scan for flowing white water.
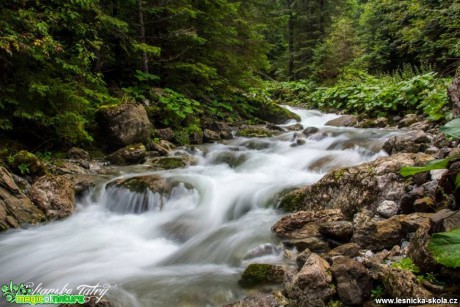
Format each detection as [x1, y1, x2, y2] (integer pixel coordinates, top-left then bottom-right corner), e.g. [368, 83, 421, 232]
[0, 108, 398, 307]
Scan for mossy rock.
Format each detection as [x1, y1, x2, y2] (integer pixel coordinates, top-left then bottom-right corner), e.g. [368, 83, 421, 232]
[237, 128, 274, 138]
[107, 175, 172, 194]
[150, 157, 188, 170]
[238, 263, 285, 288]
[8, 150, 47, 177]
[257, 102, 301, 124]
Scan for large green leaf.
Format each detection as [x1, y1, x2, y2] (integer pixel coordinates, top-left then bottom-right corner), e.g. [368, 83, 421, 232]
[400, 158, 450, 177]
[428, 228, 460, 268]
[441, 118, 460, 139]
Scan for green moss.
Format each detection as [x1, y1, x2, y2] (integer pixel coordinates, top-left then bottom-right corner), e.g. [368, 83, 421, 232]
[152, 157, 186, 170]
[279, 192, 304, 212]
[9, 150, 47, 176]
[333, 168, 347, 180]
[238, 264, 284, 288]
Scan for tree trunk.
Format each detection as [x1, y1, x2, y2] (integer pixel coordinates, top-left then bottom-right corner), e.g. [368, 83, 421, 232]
[137, 0, 149, 74]
[287, 0, 294, 81]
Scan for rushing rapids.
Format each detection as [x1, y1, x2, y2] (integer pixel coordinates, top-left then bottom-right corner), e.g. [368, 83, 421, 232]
[0, 107, 399, 306]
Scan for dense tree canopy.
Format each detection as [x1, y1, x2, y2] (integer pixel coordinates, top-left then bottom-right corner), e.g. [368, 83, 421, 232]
[0, 0, 458, 147]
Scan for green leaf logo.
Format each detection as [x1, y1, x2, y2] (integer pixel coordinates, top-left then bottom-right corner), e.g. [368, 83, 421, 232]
[1, 281, 32, 303]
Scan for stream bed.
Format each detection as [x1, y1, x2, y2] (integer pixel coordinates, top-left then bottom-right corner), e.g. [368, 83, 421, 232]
[0, 108, 398, 306]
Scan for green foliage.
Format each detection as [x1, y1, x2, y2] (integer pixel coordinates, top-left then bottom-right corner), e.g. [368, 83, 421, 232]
[371, 284, 384, 300]
[400, 158, 451, 178]
[390, 257, 420, 273]
[428, 228, 460, 268]
[17, 163, 30, 175]
[441, 118, 460, 139]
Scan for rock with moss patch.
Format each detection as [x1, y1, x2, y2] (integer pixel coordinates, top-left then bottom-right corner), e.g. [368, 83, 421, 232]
[239, 263, 285, 288]
[150, 156, 195, 170]
[279, 153, 434, 218]
[67, 147, 91, 160]
[0, 167, 46, 231]
[256, 103, 301, 124]
[96, 102, 152, 147]
[9, 150, 47, 177]
[107, 144, 147, 165]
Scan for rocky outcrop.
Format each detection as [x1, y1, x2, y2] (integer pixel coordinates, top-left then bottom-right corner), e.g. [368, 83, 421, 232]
[27, 175, 75, 220]
[0, 167, 45, 230]
[325, 115, 358, 127]
[383, 130, 431, 155]
[331, 257, 371, 305]
[106, 143, 147, 165]
[107, 175, 173, 195]
[279, 153, 434, 218]
[97, 103, 152, 147]
[284, 253, 335, 306]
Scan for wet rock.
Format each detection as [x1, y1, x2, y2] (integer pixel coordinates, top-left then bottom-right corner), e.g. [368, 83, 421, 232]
[398, 114, 419, 128]
[325, 115, 358, 127]
[383, 130, 430, 155]
[239, 263, 285, 288]
[220, 130, 234, 140]
[266, 123, 285, 132]
[203, 129, 221, 142]
[28, 175, 75, 220]
[377, 200, 399, 218]
[325, 243, 360, 261]
[331, 257, 371, 305]
[286, 123, 303, 131]
[319, 221, 353, 242]
[280, 153, 434, 218]
[67, 147, 91, 160]
[53, 161, 88, 175]
[351, 210, 405, 251]
[96, 102, 152, 147]
[64, 174, 97, 197]
[8, 150, 47, 177]
[302, 127, 320, 137]
[154, 128, 175, 142]
[410, 120, 431, 131]
[284, 253, 335, 306]
[295, 139, 306, 146]
[272, 209, 345, 240]
[106, 143, 147, 165]
[0, 167, 45, 231]
[108, 175, 172, 194]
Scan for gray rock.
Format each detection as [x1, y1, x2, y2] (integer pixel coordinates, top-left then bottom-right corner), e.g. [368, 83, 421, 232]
[398, 114, 419, 128]
[319, 221, 353, 241]
[203, 129, 221, 142]
[286, 123, 304, 131]
[377, 200, 399, 218]
[107, 143, 147, 165]
[383, 130, 430, 155]
[302, 127, 320, 137]
[331, 257, 371, 305]
[239, 263, 285, 288]
[325, 243, 360, 261]
[284, 253, 335, 307]
[96, 103, 152, 147]
[0, 167, 45, 231]
[154, 128, 175, 142]
[28, 175, 75, 220]
[325, 115, 358, 127]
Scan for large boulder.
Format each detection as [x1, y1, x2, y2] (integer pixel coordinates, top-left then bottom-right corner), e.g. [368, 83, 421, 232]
[8, 150, 47, 177]
[256, 103, 301, 124]
[284, 253, 335, 306]
[331, 257, 371, 305]
[106, 143, 147, 165]
[279, 153, 434, 218]
[383, 130, 430, 155]
[27, 175, 75, 220]
[97, 103, 152, 147]
[325, 115, 358, 127]
[0, 167, 45, 230]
